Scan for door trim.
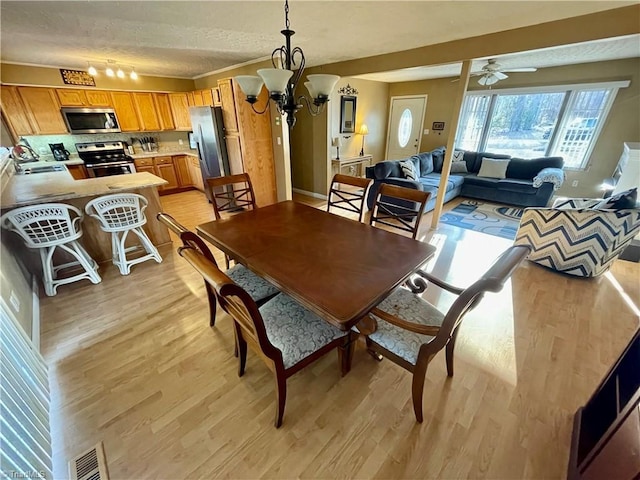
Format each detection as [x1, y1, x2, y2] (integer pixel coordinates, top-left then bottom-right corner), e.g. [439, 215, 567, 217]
[385, 94, 428, 160]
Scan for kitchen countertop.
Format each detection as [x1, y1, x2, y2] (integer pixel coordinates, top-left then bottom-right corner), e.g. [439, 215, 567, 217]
[129, 150, 198, 159]
[1, 170, 167, 209]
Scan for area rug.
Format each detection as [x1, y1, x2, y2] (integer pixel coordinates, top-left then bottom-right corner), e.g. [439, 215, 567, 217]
[440, 200, 524, 240]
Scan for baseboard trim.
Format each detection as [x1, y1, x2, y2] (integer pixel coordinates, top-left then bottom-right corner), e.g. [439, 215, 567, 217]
[292, 188, 327, 200]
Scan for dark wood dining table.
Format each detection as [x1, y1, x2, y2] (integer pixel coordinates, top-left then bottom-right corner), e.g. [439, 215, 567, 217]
[196, 200, 436, 331]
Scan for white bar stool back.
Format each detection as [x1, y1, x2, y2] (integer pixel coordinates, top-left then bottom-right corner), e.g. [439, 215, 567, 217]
[85, 193, 162, 275]
[1, 203, 102, 296]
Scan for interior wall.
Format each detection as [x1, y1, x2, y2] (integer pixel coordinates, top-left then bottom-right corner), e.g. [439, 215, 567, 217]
[390, 57, 640, 198]
[1, 63, 194, 92]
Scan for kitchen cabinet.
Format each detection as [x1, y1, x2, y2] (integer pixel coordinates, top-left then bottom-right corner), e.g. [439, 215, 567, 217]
[67, 164, 88, 180]
[212, 87, 222, 107]
[153, 93, 175, 130]
[17, 87, 67, 134]
[56, 89, 87, 107]
[188, 155, 205, 192]
[168, 93, 192, 131]
[0, 85, 34, 137]
[85, 90, 112, 107]
[173, 155, 192, 187]
[110, 92, 140, 132]
[132, 93, 161, 132]
[217, 77, 277, 206]
[134, 156, 180, 194]
[192, 90, 205, 107]
[201, 89, 214, 107]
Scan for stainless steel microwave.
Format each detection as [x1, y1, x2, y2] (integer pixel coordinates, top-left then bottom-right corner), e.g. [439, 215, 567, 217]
[61, 107, 121, 134]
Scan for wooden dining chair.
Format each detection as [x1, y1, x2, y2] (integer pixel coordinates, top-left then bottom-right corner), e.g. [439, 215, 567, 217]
[361, 245, 530, 423]
[178, 242, 354, 428]
[206, 172, 257, 268]
[369, 183, 431, 239]
[157, 213, 279, 327]
[327, 174, 373, 222]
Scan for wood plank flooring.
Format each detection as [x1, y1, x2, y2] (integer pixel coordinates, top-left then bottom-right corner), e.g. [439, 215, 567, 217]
[40, 189, 640, 479]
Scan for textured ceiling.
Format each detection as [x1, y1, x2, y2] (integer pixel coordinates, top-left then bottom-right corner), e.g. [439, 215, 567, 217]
[356, 34, 640, 83]
[0, 1, 637, 79]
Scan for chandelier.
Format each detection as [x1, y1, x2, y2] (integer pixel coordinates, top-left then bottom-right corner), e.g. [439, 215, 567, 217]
[235, 0, 339, 128]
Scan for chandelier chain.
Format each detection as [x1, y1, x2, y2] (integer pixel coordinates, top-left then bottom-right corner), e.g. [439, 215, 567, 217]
[284, 0, 290, 29]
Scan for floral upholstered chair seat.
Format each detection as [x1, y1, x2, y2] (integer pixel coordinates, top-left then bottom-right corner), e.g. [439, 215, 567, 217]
[226, 264, 279, 303]
[259, 293, 347, 369]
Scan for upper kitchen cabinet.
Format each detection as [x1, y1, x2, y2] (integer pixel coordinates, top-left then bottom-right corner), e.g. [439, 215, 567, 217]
[217, 79, 239, 134]
[168, 93, 191, 131]
[212, 87, 222, 107]
[0, 85, 34, 137]
[132, 93, 161, 132]
[110, 92, 140, 132]
[153, 93, 175, 130]
[17, 87, 67, 134]
[56, 89, 113, 107]
[201, 89, 214, 107]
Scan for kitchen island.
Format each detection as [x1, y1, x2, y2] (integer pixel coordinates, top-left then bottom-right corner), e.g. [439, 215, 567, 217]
[1, 163, 171, 265]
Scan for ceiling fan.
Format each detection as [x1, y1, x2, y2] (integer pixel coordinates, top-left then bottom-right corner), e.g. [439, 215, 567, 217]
[473, 58, 537, 86]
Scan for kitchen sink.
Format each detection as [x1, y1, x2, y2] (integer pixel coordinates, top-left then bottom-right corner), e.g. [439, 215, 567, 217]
[17, 164, 67, 175]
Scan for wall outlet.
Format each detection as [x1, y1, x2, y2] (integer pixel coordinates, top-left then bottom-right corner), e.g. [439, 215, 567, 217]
[424, 129, 429, 135]
[277, 136, 281, 145]
[572, 180, 579, 187]
[178, 139, 183, 145]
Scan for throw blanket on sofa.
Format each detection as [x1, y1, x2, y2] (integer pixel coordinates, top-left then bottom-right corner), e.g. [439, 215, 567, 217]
[533, 168, 565, 191]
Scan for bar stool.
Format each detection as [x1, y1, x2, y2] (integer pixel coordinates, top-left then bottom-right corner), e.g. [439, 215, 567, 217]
[1, 203, 102, 296]
[85, 193, 162, 275]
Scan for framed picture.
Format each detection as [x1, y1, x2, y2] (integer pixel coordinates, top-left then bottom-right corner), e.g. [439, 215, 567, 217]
[432, 121, 445, 131]
[60, 69, 96, 86]
[340, 95, 357, 134]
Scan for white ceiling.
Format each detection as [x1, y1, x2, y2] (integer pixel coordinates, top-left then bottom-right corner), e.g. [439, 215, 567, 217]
[0, 1, 637, 79]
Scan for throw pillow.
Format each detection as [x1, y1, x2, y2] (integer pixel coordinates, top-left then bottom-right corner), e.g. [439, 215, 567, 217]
[399, 159, 419, 181]
[452, 150, 465, 163]
[594, 187, 638, 209]
[477, 158, 510, 179]
[450, 161, 468, 173]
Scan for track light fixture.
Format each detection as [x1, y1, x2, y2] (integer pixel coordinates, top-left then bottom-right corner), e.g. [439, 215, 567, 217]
[86, 59, 138, 80]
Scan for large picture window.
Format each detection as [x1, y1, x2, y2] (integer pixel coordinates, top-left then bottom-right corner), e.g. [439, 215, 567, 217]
[455, 82, 626, 169]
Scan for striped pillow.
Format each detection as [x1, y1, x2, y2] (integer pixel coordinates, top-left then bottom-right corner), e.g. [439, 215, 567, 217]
[399, 160, 418, 181]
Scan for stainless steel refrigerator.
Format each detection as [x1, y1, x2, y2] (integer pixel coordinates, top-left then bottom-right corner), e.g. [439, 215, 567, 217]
[189, 106, 230, 202]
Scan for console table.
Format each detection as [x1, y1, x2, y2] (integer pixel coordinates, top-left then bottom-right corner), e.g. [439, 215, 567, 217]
[331, 155, 372, 177]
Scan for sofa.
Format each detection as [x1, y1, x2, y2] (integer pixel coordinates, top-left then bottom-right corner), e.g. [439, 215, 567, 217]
[365, 147, 565, 212]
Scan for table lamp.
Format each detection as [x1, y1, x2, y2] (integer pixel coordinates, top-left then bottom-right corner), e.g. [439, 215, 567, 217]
[332, 137, 343, 160]
[358, 124, 369, 156]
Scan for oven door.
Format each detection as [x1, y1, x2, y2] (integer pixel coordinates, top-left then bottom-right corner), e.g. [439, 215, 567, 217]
[86, 162, 136, 178]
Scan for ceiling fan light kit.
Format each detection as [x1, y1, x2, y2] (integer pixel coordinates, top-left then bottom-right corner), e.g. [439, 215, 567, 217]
[471, 58, 537, 86]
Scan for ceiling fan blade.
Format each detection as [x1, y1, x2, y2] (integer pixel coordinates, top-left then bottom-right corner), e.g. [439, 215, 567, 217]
[494, 72, 508, 80]
[502, 67, 537, 73]
[478, 74, 500, 86]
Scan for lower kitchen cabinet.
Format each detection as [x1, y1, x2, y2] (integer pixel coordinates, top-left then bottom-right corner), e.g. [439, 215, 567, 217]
[188, 156, 205, 192]
[67, 164, 88, 180]
[173, 155, 192, 187]
[134, 156, 193, 195]
[155, 157, 179, 191]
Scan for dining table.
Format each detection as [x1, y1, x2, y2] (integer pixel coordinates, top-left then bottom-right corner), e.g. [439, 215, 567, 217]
[196, 200, 437, 332]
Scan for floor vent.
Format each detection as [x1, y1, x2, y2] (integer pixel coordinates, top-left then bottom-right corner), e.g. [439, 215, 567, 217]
[69, 442, 110, 480]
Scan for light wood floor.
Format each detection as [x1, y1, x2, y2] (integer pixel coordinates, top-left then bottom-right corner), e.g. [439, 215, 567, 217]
[40, 189, 639, 479]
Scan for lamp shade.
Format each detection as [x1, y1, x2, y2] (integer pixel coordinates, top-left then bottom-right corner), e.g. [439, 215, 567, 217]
[257, 68, 293, 94]
[306, 74, 340, 97]
[331, 137, 343, 147]
[304, 81, 318, 99]
[359, 124, 369, 135]
[235, 75, 264, 97]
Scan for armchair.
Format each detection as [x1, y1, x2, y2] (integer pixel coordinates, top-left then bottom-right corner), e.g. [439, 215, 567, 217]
[514, 197, 640, 277]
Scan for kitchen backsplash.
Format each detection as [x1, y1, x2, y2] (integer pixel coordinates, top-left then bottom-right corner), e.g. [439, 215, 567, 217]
[14, 131, 193, 160]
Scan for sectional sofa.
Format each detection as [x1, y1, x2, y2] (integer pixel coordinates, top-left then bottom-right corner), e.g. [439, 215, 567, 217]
[365, 147, 565, 212]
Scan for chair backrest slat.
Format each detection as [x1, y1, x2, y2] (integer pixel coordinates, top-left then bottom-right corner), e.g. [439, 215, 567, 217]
[327, 174, 373, 222]
[206, 173, 257, 220]
[369, 184, 430, 239]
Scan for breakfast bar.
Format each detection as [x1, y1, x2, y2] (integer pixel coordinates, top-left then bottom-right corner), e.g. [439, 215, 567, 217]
[1, 163, 170, 265]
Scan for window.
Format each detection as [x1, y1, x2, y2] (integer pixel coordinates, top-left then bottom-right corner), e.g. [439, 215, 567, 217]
[397, 109, 412, 148]
[455, 82, 626, 169]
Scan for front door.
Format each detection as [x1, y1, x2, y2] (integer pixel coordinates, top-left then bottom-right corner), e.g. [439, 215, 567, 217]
[385, 95, 427, 160]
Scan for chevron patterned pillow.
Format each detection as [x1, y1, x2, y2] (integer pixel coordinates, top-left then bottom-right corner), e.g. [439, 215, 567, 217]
[399, 159, 419, 181]
[594, 187, 637, 209]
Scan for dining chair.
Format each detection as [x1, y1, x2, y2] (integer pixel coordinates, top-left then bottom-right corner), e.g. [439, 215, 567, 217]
[361, 245, 530, 423]
[178, 242, 354, 428]
[206, 172, 257, 269]
[157, 213, 279, 327]
[369, 183, 431, 239]
[327, 174, 373, 222]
